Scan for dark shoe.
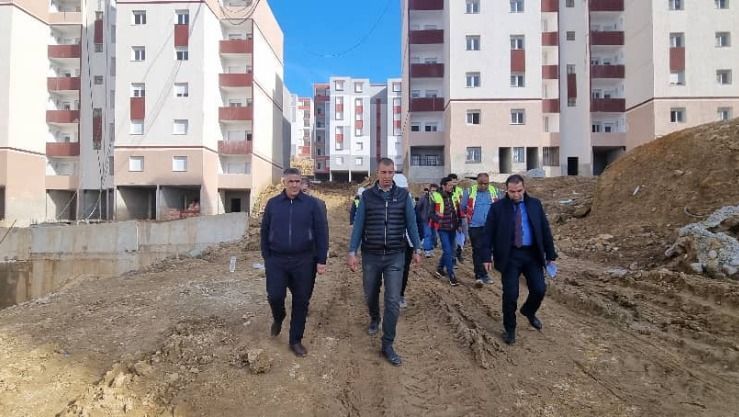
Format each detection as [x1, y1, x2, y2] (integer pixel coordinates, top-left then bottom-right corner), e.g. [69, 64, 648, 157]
[522, 312, 543, 331]
[270, 320, 283, 337]
[474, 278, 484, 288]
[290, 342, 307, 357]
[481, 275, 493, 285]
[449, 276, 459, 287]
[367, 320, 380, 336]
[456, 246, 464, 262]
[435, 267, 446, 278]
[381, 346, 402, 366]
[502, 330, 516, 345]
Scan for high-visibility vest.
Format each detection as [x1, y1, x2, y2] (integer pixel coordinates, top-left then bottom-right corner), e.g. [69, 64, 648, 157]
[452, 185, 462, 205]
[353, 198, 360, 208]
[466, 185, 501, 220]
[430, 191, 458, 229]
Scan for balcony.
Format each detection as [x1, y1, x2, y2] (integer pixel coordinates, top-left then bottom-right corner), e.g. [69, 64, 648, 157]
[591, 31, 624, 46]
[219, 39, 253, 54]
[48, 44, 81, 59]
[48, 11, 81, 24]
[541, 0, 558, 12]
[219, 106, 253, 121]
[591, 98, 625, 112]
[409, 0, 443, 10]
[592, 132, 626, 147]
[46, 110, 79, 124]
[410, 63, 444, 78]
[542, 65, 559, 79]
[174, 24, 189, 47]
[130, 97, 145, 120]
[670, 47, 685, 71]
[591, 64, 625, 78]
[46, 142, 80, 157]
[542, 99, 560, 113]
[219, 73, 253, 88]
[511, 50, 525, 72]
[590, 0, 624, 12]
[48, 76, 80, 91]
[409, 97, 444, 112]
[542, 32, 558, 46]
[218, 140, 252, 155]
[409, 29, 444, 45]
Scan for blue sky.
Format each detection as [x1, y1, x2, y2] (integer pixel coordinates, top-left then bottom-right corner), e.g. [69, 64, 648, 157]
[269, 0, 401, 97]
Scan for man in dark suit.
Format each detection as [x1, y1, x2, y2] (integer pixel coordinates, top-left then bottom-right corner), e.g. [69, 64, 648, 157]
[482, 174, 557, 345]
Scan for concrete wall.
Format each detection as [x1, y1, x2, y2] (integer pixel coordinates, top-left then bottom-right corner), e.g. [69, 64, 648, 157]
[0, 212, 248, 308]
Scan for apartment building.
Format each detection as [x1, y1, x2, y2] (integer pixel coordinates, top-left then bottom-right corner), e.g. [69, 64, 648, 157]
[288, 95, 314, 169]
[401, 0, 738, 182]
[312, 83, 330, 179]
[0, 0, 115, 226]
[114, 0, 285, 220]
[317, 77, 403, 182]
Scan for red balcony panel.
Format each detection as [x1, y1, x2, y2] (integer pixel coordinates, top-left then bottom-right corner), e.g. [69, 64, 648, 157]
[591, 64, 625, 78]
[46, 110, 80, 124]
[48, 44, 81, 59]
[591, 98, 625, 112]
[47, 76, 80, 91]
[410, 63, 444, 78]
[336, 134, 344, 143]
[94, 19, 103, 44]
[335, 103, 344, 112]
[511, 49, 526, 72]
[174, 24, 189, 47]
[219, 73, 253, 87]
[219, 106, 253, 121]
[541, 0, 559, 12]
[394, 105, 401, 113]
[567, 73, 577, 99]
[542, 32, 559, 46]
[356, 120, 364, 129]
[93, 113, 102, 144]
[409, 29, 444, 45]
[542, 99, 560, 113]
[394, 120, 401, 128]
[591, 31, 624, 46]
[409, 0, 443, 10]
[670, 47, 685, 71]
[542, 65, 559, 79]
[130, 97, 145, 120]
[219, 39, 253, 54]
[410, 97, 444, 112]
[590, 0, 624, 11]
[218, 140, 253, 155]
[315, 95, 329, 102]
[46, 142, 80, 157]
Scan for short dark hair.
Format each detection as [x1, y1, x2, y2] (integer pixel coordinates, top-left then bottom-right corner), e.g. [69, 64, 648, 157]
[429, 183, 439, 190]
[448, 173, 458, 180]
[477, 172, 489, 180]
[377, 157, 394, 167]
[505, 174, 525, 186]
[440, 176, 452, 186]
[283, 167, 301, 177]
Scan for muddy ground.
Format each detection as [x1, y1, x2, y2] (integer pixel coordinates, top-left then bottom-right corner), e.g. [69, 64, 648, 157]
[0, 181, 738, 417]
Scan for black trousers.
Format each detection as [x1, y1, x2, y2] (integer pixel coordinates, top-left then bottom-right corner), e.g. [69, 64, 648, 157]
[401, 245, 413, 297]
[500, 247, 547, 333]
[468, 227, 487, 279]
[265, 253, 315, 345]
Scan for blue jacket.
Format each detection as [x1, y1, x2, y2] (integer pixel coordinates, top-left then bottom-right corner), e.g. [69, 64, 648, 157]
[260, 191, 329, 264]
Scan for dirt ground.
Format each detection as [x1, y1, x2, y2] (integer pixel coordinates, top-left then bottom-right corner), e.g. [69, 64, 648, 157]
[0, 176, 738, 417]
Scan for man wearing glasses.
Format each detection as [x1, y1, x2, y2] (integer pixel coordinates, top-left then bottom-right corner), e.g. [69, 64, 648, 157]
[461, 172, 502, 287]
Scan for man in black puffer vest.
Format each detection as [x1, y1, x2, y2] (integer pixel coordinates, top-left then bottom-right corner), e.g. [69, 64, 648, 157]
[347, 158, 422, 366]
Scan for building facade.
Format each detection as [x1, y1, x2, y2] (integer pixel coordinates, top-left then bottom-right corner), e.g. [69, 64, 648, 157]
[287, 94, 314, 175]
[401, 0, 738, 182]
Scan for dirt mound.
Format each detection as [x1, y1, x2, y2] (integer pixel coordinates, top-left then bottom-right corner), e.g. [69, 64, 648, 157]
[592, 119, 739, 232]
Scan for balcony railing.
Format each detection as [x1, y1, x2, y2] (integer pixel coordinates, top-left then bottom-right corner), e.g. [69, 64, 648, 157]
[46, 142, 80, 157]
[409, 0, 443, 10]
[591, 31, 624, 46]
[48, 44, 81, 59]
[541, 0, 558, 12]
[46, 110, 80, 124]
[130, 97, 145, 120]
[591, 98, 625, 112]
[409, 29, 444, 44]
[542, 32, 558, 46]
[218, 140, 252, 155]
[670, 47, 685, 71]
[410, 63, 444, 78]
[48, 76, 80, 91]
[219, 106, 253, 121]
[590, 0, 624, 11]
[542, 99, 560, 113]
[219, 39, 253, 54]
[511, 50, 525, 72]
[219, 73, 253, 87]
[591, 64, 625, 78]
[175, 24, 189, 47]
[409, 97, 444, 112]
[542, 65, 559, 79]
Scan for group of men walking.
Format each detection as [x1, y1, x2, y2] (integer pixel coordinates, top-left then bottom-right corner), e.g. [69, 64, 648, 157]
[260, 159, 557, 365]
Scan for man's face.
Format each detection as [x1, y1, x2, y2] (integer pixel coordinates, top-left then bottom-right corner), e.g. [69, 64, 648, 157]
[506, 181, 525, 202]
[377, 163, 395, 189]
[429, 186, 438, 193]
[443, 182, 454, 193]
[300, 180, 310, 194]
[477, 176, 489, 191]
[282, 174, 302, 198]
[450, 178, 459, 187]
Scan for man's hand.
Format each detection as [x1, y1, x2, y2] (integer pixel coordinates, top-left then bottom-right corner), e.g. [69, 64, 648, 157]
[317, 264, 327, 275]
[412, 252, 421, 266]
[347, 254, 359, 272]
[483, 262, 492, 272]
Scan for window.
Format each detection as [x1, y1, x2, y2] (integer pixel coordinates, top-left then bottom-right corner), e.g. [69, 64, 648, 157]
[335, 112, 343, 120]
[355, 142, 364, 151]
[335, 156, 344, 165]
[466, 35, 481, 51]
[567, 64, 576, 74]
[543, 147, 559, 166]
[335, 80, 344, 91]
[718, 107, 732, 121]
[411, 122, 421, 132]
[411, 89, 421, 98]
[466, 72, 481, 88]
[466, 147, 481, 163]
[172, 156, 188, 172]
[94, 75, 103, 85]
[128, 156, 144, 172]
[568, 98, 576, 107]
[669, 33, 684, 48]
[132, 10, 146, 25]
[513, 147, 525, 163]
[510, 35, 525, 50]
[466, 110, 481, 125]
[354, 82, 363, 93]
[425, 89, 439, 98]
[669, 0, 683, 10]
[566, 31, 575, 41]
[511, 109, 525, 124]
[95, 44, 103, 52]
[566, 0, 574, 6]
[173, 119, 188, 135]
[716, 32, 731, 47]
[130, 120, 143, 135]
[510, 73, 525, 87]
[425, 123, 438, 132]
[510, 0, 524, 12]
[670, 108, 685, 123]
[111, 25, 116, 43]
[355, 98, 363, 108]
[131, 46, 145, 61]
[466, 0, 480, 13]
[355, 157, 363, 166]
[592, 123, 602, 133]
[176, 10, 189, 25]
[176, 47, 188, 61]
[355, 128, 362, 136]
[669, 71, 685, 85]
[110, 57, 116, 76]
[715, 0, 728, 8]
[175, 83, 189, 97]
[717, 70, 732, 85]
[130, 83, 145, 97]
[392, 82, 401, 92]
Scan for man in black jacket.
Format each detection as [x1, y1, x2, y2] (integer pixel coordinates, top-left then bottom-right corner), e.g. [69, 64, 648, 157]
[261, 168, 329, 357]
[482, 174, 557, 345]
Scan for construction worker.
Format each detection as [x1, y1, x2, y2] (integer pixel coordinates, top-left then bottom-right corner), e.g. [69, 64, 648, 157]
[448, 173, 465, 263]
[419, 184, 439, 257]
[349, 187, 364, 225]
[431, 176, 462, 286]
[461, 172, 502, 287]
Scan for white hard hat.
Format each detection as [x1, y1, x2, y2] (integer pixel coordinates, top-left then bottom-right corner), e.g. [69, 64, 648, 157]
[393, 173, 409, 189]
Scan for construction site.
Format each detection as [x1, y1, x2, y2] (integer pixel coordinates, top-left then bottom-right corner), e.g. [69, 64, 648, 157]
[0, 119, 737, 416]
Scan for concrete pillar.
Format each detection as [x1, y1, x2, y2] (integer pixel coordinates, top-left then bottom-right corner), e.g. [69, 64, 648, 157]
[155, 185, 160, 221]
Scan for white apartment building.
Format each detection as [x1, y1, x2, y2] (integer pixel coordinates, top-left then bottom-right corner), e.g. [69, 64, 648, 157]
[312, 82, 330, 178]
[114, 0, 285, 220]
[401, 0, 738, 182]
[0, 0, 115, 226]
